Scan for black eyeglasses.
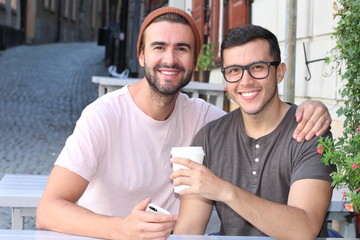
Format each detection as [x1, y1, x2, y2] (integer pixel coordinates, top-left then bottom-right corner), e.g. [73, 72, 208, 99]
[221, 61, 280, 83]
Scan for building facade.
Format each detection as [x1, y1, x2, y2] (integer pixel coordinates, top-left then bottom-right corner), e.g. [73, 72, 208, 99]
[0, 0, 105, 48]
[0, 0, 24, 49]
[1, 0, 343, 125]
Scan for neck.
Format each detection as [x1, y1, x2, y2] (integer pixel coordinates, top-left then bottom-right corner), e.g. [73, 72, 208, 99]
[128, 78, 178, 121]
[242, 98, 290, 139]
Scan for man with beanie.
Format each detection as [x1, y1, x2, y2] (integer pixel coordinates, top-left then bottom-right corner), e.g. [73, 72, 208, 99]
[37, 7, 331, 240]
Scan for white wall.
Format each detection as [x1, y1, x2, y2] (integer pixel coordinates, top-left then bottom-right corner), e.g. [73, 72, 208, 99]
[168, 0, 192, 14]
[251, 0, 343, 121]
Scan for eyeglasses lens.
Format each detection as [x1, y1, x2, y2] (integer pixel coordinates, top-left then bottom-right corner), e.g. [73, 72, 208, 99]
[224, 62, 270, 83]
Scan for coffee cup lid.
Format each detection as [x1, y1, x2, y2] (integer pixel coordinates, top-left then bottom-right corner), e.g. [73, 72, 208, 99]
[171, 146, 204, 156]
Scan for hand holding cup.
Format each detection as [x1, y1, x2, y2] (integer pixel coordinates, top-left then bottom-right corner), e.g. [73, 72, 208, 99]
[170, 146, 205, 193]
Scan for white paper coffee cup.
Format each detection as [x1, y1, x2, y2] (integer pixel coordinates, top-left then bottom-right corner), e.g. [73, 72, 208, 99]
[171, 146, 205, 193]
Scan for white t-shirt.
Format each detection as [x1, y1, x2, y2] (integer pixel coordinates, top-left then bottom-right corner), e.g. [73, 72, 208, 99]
[55, 86, 225, 217]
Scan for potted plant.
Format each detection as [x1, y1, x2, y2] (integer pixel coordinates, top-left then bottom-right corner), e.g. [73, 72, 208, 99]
[195, 43, 215, 82]
[317, 0, 360, 236]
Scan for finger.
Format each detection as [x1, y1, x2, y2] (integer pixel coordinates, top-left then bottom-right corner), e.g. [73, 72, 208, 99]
[171, 157, 191, 165]
[142, 215, 177, 231]
[172, 176, 191, 189]
[315, 119, 332, 137]
[293, 105, 312, 140]
[294, 103, 324, 142]
[295, 103, 305, 123]
[170, 167, 193, 179]
[145, 209, 178, 223]
[294, 100, 332, 141]
[138, 222, 175, 240]
[305, 117, 326, 141]
[171, 157, 201, 169]
[133, 223, 173, 240]
[293, 120, 307, 142]
[294, 117, 317, 142]
[303, 105, 331, 141]
[133, 198, 152, 211]
[313, 110, 332, 136]
[296, 115, 328, 142]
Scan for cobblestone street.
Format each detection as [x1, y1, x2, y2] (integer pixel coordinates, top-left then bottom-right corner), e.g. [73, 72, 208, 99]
[0, 42, 107, 229]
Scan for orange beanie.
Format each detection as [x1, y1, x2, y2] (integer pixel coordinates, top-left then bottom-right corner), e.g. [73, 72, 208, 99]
[136, 7, 202, 64]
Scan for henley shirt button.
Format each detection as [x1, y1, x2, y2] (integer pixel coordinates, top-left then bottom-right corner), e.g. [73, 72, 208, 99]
[252, 171, 257, 175]
[255, 144, 260, 148]
[255, 158, 259, 162]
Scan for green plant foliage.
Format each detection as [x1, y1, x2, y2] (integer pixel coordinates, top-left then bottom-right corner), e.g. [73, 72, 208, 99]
[318, 0, 360, 213]
[333, 1, 360, 132]
[196, 43, 215, 71]
[319, 134, 360, 212]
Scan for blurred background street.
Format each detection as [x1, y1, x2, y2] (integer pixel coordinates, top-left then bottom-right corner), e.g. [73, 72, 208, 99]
[0, 42, 107, 229]
[0, 0, 346, 235]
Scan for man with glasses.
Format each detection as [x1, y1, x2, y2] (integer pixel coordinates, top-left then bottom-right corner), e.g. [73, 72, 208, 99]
[172, 25, 335, 239]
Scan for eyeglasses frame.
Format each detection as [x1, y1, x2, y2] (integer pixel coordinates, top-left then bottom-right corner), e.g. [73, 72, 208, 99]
[221, 61, 281, 83]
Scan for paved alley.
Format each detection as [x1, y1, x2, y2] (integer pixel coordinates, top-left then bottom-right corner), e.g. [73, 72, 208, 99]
[0, 42, 108, 229]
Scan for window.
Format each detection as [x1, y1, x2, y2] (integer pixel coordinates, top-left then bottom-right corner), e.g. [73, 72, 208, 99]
[0, 0, 17, 11]
[44, 0, 56, 12]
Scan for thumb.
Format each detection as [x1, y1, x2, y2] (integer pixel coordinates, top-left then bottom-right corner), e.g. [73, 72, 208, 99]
[133, 198, 152, 211]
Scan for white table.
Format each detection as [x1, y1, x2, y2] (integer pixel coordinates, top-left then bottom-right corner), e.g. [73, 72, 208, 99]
[0, 230, 102, 240]
[328, 187, 356, 237]
[0, 174, 48, 230]
[1, 230, 359, 240]
[0, 173, 356, 236]
[91, 76, 226, 109]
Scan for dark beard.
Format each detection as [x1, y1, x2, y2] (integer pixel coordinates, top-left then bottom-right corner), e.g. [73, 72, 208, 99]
[144, 63, 193, 96]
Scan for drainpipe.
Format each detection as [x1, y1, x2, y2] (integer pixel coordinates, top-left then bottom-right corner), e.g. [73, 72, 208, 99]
[283, 0, 297, 103]
[55, 0, 62, 42]
[116, 0, 129, 73]
[78, 0, 84, 41]
[5, 0, 11, 26]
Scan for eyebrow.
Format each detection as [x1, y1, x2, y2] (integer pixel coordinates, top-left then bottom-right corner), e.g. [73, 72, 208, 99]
[150, 41, 192, 49]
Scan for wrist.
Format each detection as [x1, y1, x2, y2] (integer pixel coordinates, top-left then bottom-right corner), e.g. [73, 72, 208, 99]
[107, 216, 127, 240]
[220, 181, 238, 204]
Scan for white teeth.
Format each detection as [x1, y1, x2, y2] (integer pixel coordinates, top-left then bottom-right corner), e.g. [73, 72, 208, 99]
[161, 71, 177, 75]
[242, 91, 258, 97]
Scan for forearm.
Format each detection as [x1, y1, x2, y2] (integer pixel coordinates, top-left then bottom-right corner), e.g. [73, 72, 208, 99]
[36, 199, 122, 240]
[173, 195, 213, 235]
[223, 185, 322, 240]
[173, 216, 207, 235]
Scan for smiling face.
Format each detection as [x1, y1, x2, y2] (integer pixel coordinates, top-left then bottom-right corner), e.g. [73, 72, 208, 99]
[223, 39, 286, 115]
[139, 21, 195, 96]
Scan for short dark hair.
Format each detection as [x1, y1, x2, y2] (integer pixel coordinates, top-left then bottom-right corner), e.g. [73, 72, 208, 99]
[221, 25, 281, 64]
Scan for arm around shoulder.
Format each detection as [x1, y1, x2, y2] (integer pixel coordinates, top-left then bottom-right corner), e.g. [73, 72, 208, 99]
[294, 100, 332, 142]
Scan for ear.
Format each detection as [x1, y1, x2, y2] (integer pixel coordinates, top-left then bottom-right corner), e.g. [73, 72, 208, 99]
[276, 63, 286, 84]
[138, 49, 145, 67]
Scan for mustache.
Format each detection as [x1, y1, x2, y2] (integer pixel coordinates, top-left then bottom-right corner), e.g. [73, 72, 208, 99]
[154, 64, 185, 72]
